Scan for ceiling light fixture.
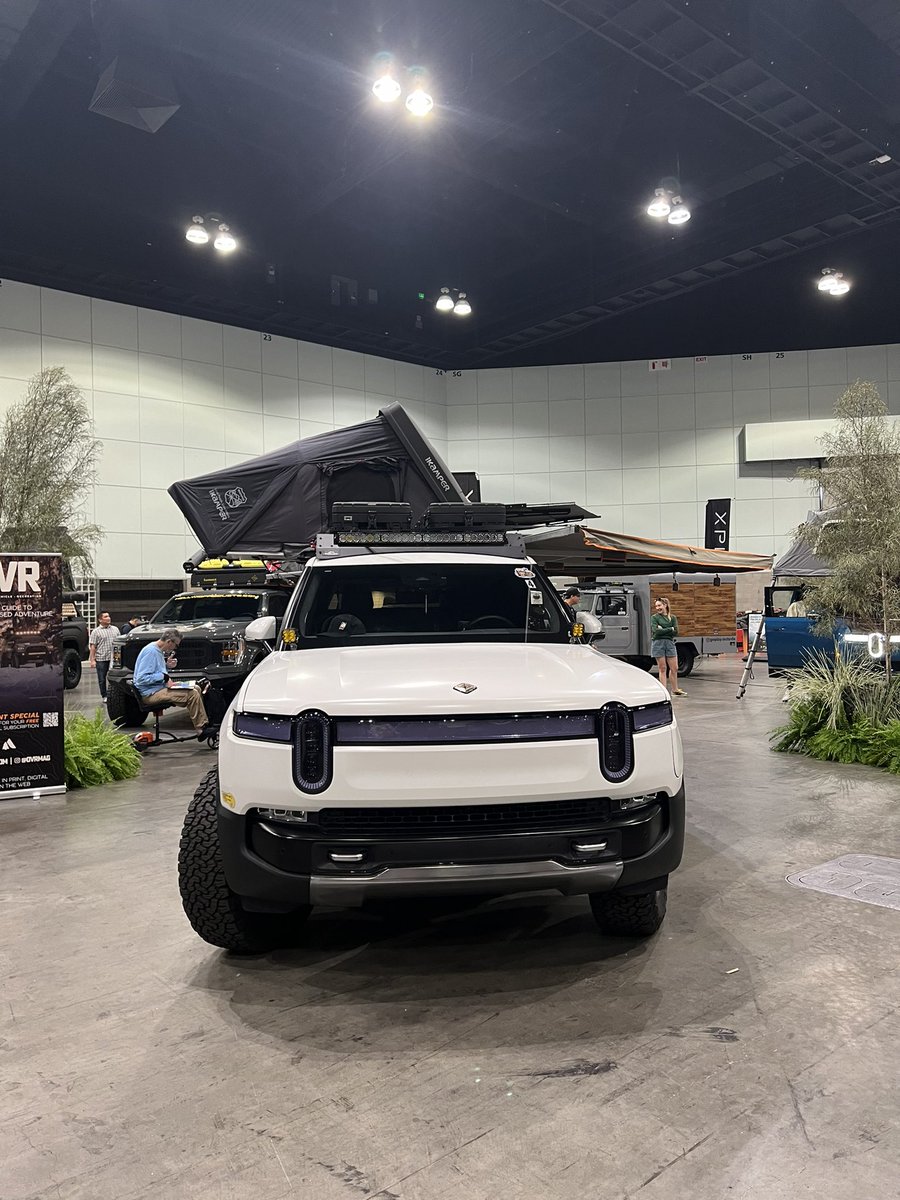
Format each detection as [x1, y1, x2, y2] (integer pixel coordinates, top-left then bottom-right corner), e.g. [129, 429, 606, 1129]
[213, 223, 237, 253]
[647, 183, 691, 225]
[433, 286, 472, 317]
[667, 197, 691, 225]
[372, 72, 402, 103]
[186, 213, 238, 254]
[646, 188, 671, 218]
[185, 215, 209, 244]
[453, 292, 472, 317]
[818, 268, 850, 296]
[405, 85, 434, 117]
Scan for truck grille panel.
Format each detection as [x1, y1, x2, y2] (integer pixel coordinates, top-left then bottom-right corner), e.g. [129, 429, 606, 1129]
[123, 640, 213, 671]
[315, 797, 612, 837]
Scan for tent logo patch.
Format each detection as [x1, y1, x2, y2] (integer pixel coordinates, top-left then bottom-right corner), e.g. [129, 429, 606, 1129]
[1, 738, 16, 750]
[224, 487, 248, 509]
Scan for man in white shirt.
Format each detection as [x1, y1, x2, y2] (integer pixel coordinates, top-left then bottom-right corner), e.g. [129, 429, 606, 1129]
[88, 611, 118, 701]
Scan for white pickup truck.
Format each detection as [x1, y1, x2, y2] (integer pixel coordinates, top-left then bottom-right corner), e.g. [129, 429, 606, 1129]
[178, 523, 685, 953]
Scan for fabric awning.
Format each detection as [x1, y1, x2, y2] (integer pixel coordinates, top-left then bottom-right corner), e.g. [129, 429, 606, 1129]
[519, 523, 773, 576]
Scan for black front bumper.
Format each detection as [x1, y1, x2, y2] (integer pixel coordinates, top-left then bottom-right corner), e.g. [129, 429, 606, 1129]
[218, 786, 685, 911]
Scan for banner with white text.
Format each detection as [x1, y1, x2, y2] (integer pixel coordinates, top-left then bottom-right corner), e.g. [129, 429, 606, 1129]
[0, 553, 65, 799]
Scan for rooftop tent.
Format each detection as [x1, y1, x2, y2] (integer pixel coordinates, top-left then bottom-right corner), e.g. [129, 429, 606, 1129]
[520, 523, 773, 576]
[168, 402, 467, 560]
[772, 510, 836, 579]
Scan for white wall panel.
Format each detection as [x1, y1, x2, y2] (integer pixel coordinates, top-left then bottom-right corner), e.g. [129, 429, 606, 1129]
[0, 280, 41, 333]
[262, 334, 299, 379]
[93, 344, 140, 395]
[181, 318, 223, 365]
[223, 325, 262, 373]
[332, 348, 365, 390]
[138, 308, 181, 358]
[93, 391, 140, 441]
[477, 366, 512, 404]
[42, 288, 92, 342]
[91, 299, 138, 350]
[512, 366, 549, 404]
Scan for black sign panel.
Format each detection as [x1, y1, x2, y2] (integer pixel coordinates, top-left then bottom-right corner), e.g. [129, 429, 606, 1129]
[704, 498, 732, 550]
[0, 553, 65, 799]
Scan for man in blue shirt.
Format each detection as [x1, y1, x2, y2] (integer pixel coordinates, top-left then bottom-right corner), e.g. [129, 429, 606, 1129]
[133, 629, 208, 733]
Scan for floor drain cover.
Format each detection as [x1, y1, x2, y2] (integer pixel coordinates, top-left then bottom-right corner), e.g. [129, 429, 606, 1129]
[786, 854, 900, 912]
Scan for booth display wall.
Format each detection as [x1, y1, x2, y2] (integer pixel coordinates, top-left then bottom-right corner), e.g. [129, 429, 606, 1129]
[445, 346, 900, 556]
[0, 281, 446, 578]
[2, 277, 900, 574]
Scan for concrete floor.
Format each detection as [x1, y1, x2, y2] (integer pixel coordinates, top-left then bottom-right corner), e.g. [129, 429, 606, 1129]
[2, 659, 898, 1200]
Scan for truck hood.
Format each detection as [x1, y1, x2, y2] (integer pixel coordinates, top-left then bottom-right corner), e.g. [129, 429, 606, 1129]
[239, 642, 669, 716]
[120, 620, 246, 642]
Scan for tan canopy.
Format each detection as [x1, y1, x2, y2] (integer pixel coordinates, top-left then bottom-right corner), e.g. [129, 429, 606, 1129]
[519, 523, 773, 576]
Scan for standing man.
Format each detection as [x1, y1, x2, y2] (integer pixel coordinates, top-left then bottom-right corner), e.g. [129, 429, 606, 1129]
[132, 629, 209, 736]
[88, 611, 118, 701]
[120, 615, 147, 635]
[562, 586, 581, 610]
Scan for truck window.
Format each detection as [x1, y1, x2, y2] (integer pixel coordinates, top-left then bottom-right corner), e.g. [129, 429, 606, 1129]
[292, 564, 567, 646]
[597, 595, 628, 617]
[151, 593, 262, 623]
[266, 593, 289, 626]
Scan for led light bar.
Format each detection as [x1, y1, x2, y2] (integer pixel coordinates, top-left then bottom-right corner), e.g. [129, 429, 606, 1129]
[337, 530, 506, 545]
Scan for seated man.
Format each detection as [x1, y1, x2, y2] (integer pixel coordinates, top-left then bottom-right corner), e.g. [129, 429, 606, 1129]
[132, 629, 209, 736]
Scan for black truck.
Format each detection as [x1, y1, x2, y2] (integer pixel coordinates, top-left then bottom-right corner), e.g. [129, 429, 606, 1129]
[62, 595, 89, 688]
[105, 564, 291, 726]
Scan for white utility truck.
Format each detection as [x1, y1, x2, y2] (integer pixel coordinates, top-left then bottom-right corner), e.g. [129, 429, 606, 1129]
[575, 575, 737, 676]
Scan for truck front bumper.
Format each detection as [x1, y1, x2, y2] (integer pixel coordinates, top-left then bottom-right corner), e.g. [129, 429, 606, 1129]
[218, 786, 685, 911]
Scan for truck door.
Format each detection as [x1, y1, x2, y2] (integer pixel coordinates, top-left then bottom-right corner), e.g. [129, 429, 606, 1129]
[594, 591, 633, 652]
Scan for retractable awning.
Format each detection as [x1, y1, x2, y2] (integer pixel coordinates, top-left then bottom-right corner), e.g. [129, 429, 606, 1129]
[520, 523, 773, 576]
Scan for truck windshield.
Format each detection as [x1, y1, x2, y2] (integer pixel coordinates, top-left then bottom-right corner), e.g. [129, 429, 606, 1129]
[151, 594, 261, 623]
[292, 564, 567, 646]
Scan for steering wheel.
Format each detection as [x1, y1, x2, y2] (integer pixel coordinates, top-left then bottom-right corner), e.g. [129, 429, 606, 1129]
[466, 614, 516, 629]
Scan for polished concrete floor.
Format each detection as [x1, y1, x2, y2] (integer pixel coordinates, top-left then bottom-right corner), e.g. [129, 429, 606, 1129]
[2, 659, 898, 1200]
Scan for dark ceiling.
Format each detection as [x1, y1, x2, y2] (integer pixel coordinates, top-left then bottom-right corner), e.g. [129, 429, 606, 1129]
[1, 0, 899, 368]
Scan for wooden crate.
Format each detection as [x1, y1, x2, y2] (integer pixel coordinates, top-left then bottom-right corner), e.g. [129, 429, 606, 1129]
[649, 582, 735, 637]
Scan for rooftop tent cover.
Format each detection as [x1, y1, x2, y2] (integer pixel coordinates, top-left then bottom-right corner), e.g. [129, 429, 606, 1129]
[772, 510, 836, 578]
[168, 402, 466, 558]
[520, 523, 773, 575]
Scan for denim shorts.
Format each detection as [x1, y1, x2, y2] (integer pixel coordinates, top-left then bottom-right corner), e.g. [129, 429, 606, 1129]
[651, 638, 677, 658]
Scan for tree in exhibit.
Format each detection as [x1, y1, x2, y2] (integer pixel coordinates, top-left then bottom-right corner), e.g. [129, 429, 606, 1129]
[797, 380, 900, 681]
[773, 381, 900, 772]
[0, 366, 101, 569]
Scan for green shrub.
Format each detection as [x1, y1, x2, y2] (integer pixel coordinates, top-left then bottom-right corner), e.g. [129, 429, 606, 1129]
[805, 720, 875, 764]
[858, 721, 900, 774]
[64, 708, 142, 789]
[771, 651, 900, 774]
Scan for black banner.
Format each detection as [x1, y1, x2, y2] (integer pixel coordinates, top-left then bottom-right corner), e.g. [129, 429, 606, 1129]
[0, 553, 65, 799]
[704, 498, 732, 550]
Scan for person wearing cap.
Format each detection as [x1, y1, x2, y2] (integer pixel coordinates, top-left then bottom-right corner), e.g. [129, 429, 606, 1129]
[561, 586, 602, 641]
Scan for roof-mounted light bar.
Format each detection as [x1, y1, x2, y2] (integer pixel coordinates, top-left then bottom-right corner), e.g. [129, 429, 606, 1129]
[336, 530, 507, 545]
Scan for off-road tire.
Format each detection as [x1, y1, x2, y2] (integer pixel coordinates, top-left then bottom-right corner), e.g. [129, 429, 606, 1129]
[676, 646, 695, 677]
[178, 768, 310, 953]
[590, 888, 667, 937]
[62, 648, 82, 689]
[106, 681, 147, 727]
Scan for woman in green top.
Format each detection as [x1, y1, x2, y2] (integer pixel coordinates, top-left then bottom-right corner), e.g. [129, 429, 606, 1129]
[651, 596, 686, 696]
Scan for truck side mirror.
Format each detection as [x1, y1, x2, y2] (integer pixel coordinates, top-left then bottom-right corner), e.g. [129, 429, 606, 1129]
[245, 615, 276, 642]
